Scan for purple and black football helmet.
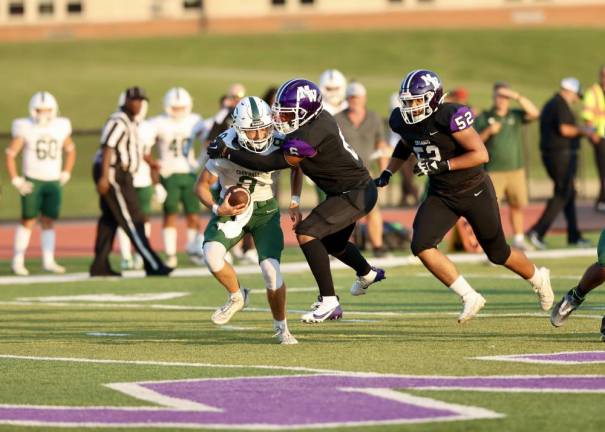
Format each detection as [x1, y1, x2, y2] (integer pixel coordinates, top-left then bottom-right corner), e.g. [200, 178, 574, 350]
[398, 69, 445, 124]
[272, 79, 323, 134]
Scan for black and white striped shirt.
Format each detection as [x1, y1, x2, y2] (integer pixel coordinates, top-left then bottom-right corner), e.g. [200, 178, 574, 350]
[97, 111, 140, 173]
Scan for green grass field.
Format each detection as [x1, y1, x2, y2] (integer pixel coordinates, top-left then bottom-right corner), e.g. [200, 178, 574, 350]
[1, 28, 604, 219]
[0, 245, 605, 431]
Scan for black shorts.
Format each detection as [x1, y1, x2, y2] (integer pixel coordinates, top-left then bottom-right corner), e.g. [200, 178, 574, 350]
[411, 177, 511, 264]
[296, 179, 378, 240]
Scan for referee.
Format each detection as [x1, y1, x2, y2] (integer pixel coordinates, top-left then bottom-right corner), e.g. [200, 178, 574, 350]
[90, 86, 172, 277]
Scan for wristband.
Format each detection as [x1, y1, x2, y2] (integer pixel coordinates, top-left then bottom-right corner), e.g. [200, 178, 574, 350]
[212, 204, 219, 215]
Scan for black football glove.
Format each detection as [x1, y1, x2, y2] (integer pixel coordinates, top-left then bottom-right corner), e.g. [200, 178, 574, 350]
[414, 159, 450, 177]
[207, 139, 229, 159]
[374, 170, 393, 187]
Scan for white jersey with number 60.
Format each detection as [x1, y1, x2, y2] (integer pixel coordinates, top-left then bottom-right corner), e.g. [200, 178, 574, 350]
[205, 128, 278, 203]
[146, 113, 204, 177]
[11, 117, 71, 181]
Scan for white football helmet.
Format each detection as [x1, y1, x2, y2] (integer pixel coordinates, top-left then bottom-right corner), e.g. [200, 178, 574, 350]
[233, 96, 274, 153]
[29, 91, 58, 125]
[163, 87, 193, 118]
[118, 91, 148, 122]
[319, 69, 347, 108]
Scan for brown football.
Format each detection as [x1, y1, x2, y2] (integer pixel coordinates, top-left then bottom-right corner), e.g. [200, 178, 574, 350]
[226, 186, 251, 207]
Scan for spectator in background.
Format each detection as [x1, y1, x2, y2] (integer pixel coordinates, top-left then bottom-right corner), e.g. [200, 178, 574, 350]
[335, 82, 390, 257]
[388, 93, 419, 206]
[201, 83, 246, 146]
[446, 86, 477, 116]
[582, 65, 605, 212]
[527, 78, 598, 249]
[474, 82, 539, 250]
[319, 69, 348, 115]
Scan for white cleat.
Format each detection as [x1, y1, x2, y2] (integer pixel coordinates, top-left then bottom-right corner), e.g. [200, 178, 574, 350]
[132, 254, 144, 270]
[43, 262, 66, 274]
[11, 263, 29, 276]
[211, 287, 250, 325]
[301, 299, 343, 323]
[121, 258, 134, 270]
[458, 292, 486, 324]
[188, 254, 206, 266]
[166, 255, 178, 268]
[274, 327, 299, 345]
[532, 267, 554, 311]
[350, 267, 386, 296]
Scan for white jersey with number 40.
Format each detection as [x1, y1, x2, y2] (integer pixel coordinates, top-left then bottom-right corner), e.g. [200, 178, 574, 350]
[205, 128, 279, 203]
[146, 113, 204, 177]
[11, 117, 71, 181]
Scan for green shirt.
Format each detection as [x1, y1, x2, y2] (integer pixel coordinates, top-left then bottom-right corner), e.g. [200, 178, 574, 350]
[474, 108, 527, 171]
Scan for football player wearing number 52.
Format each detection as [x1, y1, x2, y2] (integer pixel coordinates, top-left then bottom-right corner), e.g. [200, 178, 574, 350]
[207, 79, 386, 325]
[196, 96, 301, 344]
[5, 92, 76, 276]
[375, 69, 553, 323]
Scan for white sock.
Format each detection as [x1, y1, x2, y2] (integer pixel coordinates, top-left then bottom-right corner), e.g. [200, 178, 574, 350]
[321, 295, 339, 307]
[274, 319, 288, 331]
[230, 289, 244, 301]
[186, 228, 198, 253]
[362, 268, 377, 281]
[41, 229, 56, 267]
[514, 233, 525, 243]
[528, 265, 542, 287]
[144, 222, 151, 238]
[117, 227, 133, 261]
[163, 227, 177, 257]
[448, 275, 474, 298]
[13, 225, 32, 267]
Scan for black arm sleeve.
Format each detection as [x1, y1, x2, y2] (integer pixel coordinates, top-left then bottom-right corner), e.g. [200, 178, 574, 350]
[227, 149, 291, 172]
[392, 140, 412, 161]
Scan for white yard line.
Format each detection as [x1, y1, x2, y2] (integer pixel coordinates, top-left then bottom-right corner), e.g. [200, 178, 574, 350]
[0, 248, 594, 286]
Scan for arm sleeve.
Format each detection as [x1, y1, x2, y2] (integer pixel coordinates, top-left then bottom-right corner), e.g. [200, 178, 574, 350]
[392, 140, 412, 160]
[227, 148, 291, 172]
[100, 119, 126, 149]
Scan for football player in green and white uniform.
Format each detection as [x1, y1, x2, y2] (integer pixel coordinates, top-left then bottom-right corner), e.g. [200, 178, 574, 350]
[5, 92, 76, 275]
[145, 87, 205, 268]
[196, 96, 302, 344]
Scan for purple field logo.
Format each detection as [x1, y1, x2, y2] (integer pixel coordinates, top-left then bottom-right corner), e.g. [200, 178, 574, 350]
[475, 351, 605, 365]
[2, 374, 605, 429]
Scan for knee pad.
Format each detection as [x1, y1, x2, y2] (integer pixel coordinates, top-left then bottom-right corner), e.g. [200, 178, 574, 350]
[203, 241, 227, 273]
[260, 258, 283, 291]
[485, 242, 511, 265]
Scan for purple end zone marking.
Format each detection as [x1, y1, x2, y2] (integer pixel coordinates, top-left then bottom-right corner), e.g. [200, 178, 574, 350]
[477, 351, 605, 364]
[1, 374, 605, 428]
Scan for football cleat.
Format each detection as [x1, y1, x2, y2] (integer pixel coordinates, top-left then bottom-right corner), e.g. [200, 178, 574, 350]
[551, 289, 584, 327]
[273, 326, 299, 345]
[43, 262, 66, 274]
[532, 267, 554, 311]
[211, 287, 250, 325]
[132, 254, 144, 270]
[458, 291, 486, 324]
[301, 298, 343, 323]
[188, 253, 205, 266]
[527, 231, 547, 250]
[11, 263, 29, 276]
[511, 237, 535, 252]
[350, 267, 386, 296]
[600, 316, 605, 342]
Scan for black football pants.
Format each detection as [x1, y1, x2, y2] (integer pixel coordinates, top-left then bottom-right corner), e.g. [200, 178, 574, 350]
[90, 164, 167, 275]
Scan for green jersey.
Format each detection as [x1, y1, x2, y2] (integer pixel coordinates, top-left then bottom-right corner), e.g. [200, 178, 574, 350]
[474, 108, 527, 172]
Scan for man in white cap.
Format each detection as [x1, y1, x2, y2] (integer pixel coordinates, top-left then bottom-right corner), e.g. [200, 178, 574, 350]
[527, 78, 599, 249]
[335, 81, 391, 257]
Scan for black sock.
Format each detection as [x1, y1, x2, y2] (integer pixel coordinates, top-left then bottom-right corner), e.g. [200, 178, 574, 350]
[571, 287, 586, 302]
[334, 242, 372, 276]
[300, 239, 335, 297]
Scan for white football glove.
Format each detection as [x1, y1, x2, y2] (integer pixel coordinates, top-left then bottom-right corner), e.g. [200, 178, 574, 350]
[11, 176, 33, 196]
[59, 171, 71, 186]
[154, 183, 168, 204]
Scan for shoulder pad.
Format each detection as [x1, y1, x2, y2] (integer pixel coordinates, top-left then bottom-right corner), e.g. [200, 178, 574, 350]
[217, 128, 240, 150]
[272, 132, 287, 148]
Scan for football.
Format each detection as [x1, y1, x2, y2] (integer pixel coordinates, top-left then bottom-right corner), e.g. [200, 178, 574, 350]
[226, 186, 251, 207]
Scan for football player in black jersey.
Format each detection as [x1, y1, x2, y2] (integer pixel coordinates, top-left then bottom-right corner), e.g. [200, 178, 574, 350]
[375, 69, 554, 323]
[208, 79, 385, 323]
